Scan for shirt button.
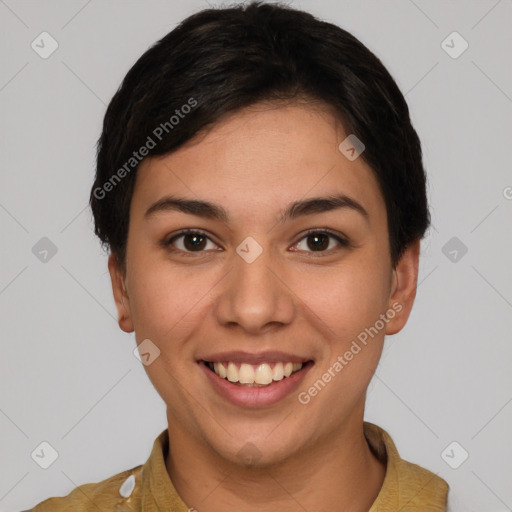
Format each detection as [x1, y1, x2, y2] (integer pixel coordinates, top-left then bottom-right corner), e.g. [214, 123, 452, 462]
[119, 474, 136, 498]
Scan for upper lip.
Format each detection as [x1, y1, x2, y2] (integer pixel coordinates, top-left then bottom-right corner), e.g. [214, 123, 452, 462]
[198, 351, 312, 364]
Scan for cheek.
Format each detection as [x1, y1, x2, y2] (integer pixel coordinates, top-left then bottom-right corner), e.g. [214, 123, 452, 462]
[301, 261, 390, 341]
[127, 262, 210, 392]
[297, 266, 389, 414]
[127, 253, 218, 343]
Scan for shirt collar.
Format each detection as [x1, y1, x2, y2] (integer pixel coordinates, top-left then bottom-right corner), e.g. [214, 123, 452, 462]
[138, 421, 448, 511]
[365, 422, 448, 511]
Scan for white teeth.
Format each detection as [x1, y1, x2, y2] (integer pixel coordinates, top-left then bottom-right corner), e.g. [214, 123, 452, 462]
[272, 362, 284, 381]
[254, 363, 273, 385]
[239, 363, 255, 384]
[227, 362, 239, 383]
[209, 361, 304, 385]
[214, 362, 227, 379]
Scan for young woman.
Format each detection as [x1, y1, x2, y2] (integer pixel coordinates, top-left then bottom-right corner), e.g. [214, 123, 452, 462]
[27, 2, 449, 510]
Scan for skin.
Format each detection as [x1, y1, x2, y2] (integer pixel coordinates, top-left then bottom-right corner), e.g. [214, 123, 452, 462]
[109, 101, 420, 512]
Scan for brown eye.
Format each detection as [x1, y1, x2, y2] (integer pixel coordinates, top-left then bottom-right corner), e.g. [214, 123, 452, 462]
[305, 233, 330, 251]
[182, 233, 207, 251]
[293, 230, 349, 254]
[167, 230, 218, 253]
[165, 228, 349, 257]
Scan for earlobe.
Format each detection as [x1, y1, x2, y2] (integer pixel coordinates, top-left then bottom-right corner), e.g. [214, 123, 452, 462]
[385, 240, 420, 336]
[108, 253, 135, 333]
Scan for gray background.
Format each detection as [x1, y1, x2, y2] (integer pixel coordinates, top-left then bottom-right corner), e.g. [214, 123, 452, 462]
[1, 1, 511, 511]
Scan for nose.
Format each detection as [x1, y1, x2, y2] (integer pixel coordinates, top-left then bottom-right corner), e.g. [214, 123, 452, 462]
[213, 242, 295, 335]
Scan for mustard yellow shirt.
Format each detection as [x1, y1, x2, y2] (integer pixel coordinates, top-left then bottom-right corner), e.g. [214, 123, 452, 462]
[24, 422, 449, 511]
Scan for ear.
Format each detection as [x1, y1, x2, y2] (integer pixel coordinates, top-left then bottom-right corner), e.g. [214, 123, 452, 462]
[108, 252, 134, 333]
[385, 239, 420, 336]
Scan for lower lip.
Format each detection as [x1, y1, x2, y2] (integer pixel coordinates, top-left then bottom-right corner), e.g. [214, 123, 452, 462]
[199, 361, 314, 408]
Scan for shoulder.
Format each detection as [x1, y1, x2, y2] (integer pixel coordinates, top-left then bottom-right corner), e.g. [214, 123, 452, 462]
[24, 465, 144, 512]
[393, 456, 449, 506]
[364, 422, 449, 511]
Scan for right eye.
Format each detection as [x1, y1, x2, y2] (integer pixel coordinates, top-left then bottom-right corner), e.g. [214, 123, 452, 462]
[166, 229, 220, 254]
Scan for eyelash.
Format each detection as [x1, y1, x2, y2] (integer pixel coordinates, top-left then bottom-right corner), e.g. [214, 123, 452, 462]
[164, 228, 350, 257]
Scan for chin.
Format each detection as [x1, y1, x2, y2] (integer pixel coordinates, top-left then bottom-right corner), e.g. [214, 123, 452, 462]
[205, 422, 309, 468]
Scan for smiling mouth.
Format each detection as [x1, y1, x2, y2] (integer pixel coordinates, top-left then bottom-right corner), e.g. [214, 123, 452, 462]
[201, 360, 311, 387]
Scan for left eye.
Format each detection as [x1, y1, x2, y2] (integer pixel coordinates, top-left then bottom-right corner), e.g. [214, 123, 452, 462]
[166, 229, 348, 255]
[293, 230, 348, 253]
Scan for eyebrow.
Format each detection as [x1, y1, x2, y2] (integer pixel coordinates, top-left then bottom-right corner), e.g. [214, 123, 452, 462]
[144, 194, 369, 224]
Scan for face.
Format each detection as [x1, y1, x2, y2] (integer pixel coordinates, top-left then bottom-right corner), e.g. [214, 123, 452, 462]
[109, 102, 419, 467]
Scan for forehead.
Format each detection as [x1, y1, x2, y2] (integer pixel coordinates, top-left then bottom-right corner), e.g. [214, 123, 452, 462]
[131, 102, 385, 222]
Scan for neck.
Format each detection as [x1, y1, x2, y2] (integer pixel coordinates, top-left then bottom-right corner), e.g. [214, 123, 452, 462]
[165, 410, 386, 512]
